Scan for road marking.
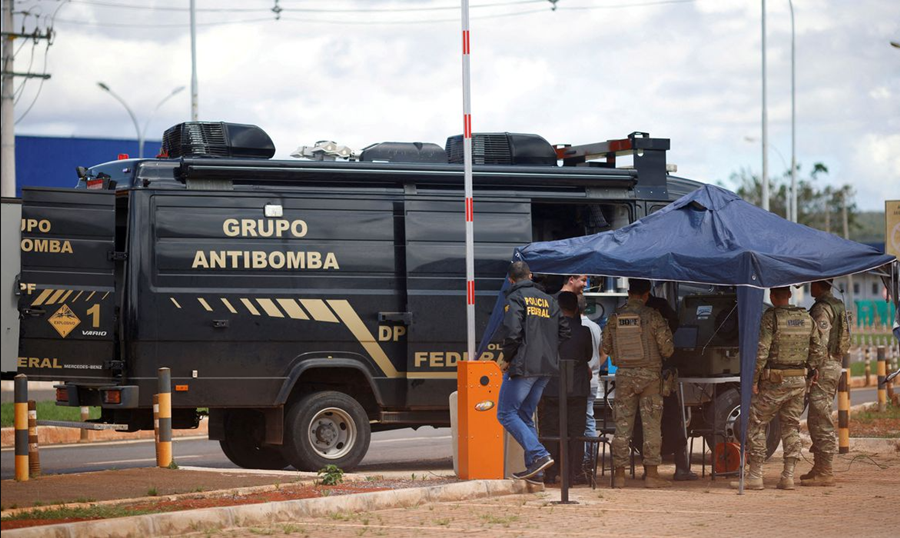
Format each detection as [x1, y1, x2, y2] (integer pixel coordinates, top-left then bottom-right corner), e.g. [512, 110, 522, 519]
[371, 436, 451, 444]
[91, 454, 203, 466]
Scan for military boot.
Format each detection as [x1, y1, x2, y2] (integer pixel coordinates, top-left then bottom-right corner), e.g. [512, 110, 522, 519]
[612, 467, 626, 488]
[730, 459, 764, 490]
[799, 453, 820, 481]
[801, 453, 835, 486]
[777, 458, 796, 490]
[644, 466, 672, 488]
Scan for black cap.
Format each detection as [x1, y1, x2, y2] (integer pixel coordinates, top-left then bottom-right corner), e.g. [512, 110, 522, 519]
[628, 278, 651, 294]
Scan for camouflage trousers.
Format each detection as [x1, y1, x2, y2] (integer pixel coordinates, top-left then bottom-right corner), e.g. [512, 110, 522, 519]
[612, 367, 663, 468]
[807, 360, 842, 455]
[748, 375, 806, 463]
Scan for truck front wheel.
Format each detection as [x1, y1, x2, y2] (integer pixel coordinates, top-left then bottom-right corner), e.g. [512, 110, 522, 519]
[281, 391, 371, 472]
[220, 409, 289, 470]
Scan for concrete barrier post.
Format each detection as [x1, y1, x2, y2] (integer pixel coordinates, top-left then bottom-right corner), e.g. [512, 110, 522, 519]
[838, 352, 850, 454]
[28, 400, 41, 477]
[80, 406, 90, 442]
[876, 346, 886, 412]
[14, 374, 29, 482]
[156, 367, 173, 468]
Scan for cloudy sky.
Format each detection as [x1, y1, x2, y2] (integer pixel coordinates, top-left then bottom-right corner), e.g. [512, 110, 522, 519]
[9, 0, 899, 210]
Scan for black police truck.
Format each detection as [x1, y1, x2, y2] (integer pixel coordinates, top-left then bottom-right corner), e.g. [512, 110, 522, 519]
[17, 122, 726, 471]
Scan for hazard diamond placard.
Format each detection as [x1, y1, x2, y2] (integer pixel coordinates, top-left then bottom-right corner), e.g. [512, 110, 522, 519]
[48, 304, 81, 338]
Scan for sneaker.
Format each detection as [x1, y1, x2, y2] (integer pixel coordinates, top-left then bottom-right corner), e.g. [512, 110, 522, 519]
[512, 455, 554, 480]
[525, 472, 545, 486]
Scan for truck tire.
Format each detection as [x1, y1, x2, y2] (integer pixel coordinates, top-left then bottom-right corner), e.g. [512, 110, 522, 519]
[704, 388, 780, 460]
[219, 409, 289, 470]
[281, 391, 371, 472]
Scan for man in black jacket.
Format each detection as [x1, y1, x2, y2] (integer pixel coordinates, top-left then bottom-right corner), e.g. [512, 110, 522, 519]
[539, 291, 594, 485]
[497, 261, 571, 480]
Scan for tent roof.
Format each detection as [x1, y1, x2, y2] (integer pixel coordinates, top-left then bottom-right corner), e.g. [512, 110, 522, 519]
[514, 184, 894, 287]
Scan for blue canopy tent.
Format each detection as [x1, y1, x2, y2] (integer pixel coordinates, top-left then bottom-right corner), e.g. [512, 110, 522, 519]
[477, 184, 894, 491]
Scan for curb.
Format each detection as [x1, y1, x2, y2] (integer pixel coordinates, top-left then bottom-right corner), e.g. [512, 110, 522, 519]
[0, 419, 208, 448]
[3, 479, 533, 537]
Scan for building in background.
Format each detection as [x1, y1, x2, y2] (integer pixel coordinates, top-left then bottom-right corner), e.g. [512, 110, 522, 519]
[13, 135, 161, 196]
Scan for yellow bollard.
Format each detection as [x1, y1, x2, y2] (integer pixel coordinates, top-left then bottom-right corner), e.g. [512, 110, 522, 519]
[28, 400, 41, 478]
[156, 368, 173, 468]
[838, 353, 850, 454]
[14, 375, 29, 481]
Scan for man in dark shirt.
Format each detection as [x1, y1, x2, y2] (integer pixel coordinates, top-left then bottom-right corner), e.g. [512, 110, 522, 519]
[538, 291, 593, 485]
[497, 261, 570, 480]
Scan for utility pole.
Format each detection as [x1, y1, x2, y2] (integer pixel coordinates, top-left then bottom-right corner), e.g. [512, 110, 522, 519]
[761, 0, 769, 211]
[1, 0, 16, 198]
[1, 1, 51, 198]
[843, 190, 854, 309]
[788, 0, 797, 223]
[190, 0, 198, 121]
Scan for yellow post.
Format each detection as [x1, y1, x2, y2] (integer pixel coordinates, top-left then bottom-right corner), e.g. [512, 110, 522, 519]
[877, 346, 886, 413]
[28, 400, 41, 478]
[156, 368, 173, 468]
[838, 353, 851, 454]
[14, 375, 29, 481]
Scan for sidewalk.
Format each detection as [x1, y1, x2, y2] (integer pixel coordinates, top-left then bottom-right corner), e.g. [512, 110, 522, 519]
[212, 449, 899, 538]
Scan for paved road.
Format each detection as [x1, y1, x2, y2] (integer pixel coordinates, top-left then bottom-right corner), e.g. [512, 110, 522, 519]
[0, 426, 453, 480]
[0, 387, 880, 480]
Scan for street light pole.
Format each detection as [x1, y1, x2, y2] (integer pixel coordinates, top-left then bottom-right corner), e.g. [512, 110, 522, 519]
[141, 86, 185, 158]
[789, 0, 797, 223]
[98, 83, 184, 158]
[97, 82, 142, 158]
[761, 0, 769, 211]
[190, 0, 199, 121]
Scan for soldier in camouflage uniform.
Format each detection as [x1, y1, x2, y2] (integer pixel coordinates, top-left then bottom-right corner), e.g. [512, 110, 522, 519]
[601, 279, 674, 489]
[802, 280, 850, 486]
[730, 286, 826, 491]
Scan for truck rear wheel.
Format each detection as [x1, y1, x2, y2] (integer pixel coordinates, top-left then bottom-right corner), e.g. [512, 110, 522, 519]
[704, 387, 780, 460]
[281, 391, 371, 472]
[219, 409, 289, 470]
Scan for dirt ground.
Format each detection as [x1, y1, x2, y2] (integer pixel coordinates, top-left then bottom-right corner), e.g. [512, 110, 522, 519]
[204, 450, 900, 538]
[0, 469, 458, 530]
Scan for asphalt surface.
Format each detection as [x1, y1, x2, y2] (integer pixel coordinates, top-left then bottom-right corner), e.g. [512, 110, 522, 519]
[0, 426, 454, 480]
[0, 387, 880, 480]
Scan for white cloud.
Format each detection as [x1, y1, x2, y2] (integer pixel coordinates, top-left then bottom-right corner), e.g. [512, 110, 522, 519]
[12, 0, 900, 211]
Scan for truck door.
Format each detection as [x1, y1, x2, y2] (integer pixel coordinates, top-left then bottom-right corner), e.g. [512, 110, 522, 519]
[404, 197, 531, 408]
[17, 188, 118, 382]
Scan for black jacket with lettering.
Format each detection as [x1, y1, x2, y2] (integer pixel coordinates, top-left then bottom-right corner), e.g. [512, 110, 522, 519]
[500, 280, 570, 378]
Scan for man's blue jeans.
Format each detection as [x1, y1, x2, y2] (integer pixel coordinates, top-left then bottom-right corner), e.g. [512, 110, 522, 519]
[497, 373, 550, 468]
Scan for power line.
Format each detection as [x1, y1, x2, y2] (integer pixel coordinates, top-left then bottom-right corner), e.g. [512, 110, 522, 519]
[47, 0, 695, 28]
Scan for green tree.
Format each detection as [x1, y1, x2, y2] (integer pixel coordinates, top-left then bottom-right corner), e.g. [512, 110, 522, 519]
[721, 163, 859, 236]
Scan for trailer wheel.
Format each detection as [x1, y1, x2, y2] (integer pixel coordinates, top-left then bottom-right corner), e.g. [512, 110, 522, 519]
[219, 409, 289, 470]
[703, 388, 780, 460]
[281, 391, 371, 472]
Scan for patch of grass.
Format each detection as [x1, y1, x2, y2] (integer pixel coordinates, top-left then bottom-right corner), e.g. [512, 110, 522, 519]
[434, 518, 451, 526]
[73, 497, 97, 504]
[248, 529, 275, 536]
[480, 514, 519, 527]
[327, 512, 350, 521]
[147, 487, 159, 497]
[167, 460, 179, 470]
[0, 401, 100, 428]
[853, 404, 900, 421]
[280, 524, 304, 534]
[1, 504, 158, 523]
[31, 501, 44, 508]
